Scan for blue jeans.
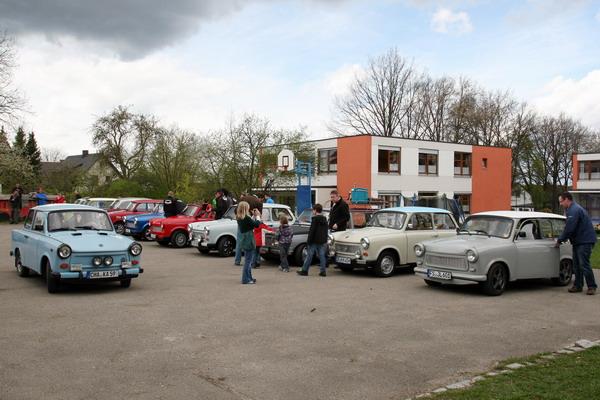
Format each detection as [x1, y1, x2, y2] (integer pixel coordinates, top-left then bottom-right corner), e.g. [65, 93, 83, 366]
[234, 228, 243, 265]
[573, 244, 597, 289]
[301, 244, 327, 273]
[241, 249, 255, 284]
[279, 243, 290, 269]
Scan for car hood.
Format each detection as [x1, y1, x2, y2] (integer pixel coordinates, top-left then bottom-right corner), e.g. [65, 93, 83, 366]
[47, 231, 134, 252]
[189, 218, 236, 231]
[333, 227, 399, 243]
[422, 234, 508, 255]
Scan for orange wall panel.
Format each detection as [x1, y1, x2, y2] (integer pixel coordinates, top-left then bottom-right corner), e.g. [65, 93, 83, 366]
[337, 136, 372, 200]
[471, 146, 512, 213]
[572, 154, 578, 190]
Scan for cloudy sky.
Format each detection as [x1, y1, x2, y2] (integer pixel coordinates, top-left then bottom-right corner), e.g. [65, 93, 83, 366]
[1, 0, 600, 155]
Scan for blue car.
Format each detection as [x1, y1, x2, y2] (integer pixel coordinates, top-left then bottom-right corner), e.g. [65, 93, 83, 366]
[124, 204, 164, 240]
[10, 204, 143, 293]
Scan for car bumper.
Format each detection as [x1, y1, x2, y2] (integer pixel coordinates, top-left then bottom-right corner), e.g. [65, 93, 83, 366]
[52, 268, 143, 282]
[333, 254, 376, 268]
[149, 232, 168, 241]
[192, 239, 216, 250]
[414, 266, 487, 284]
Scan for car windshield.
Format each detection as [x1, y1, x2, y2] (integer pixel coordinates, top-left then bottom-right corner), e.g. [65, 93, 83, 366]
[366, 211, 406, 230]
[48, 210, 113, 232]
[459, 216, 513, 238]
[297, 209, 330, 224]
[152, 204, 164, 213]
[182, 206, 199, 217]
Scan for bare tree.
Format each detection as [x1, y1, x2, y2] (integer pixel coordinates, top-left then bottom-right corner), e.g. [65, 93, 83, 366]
[0, 32, 25, 124]
[331, 48, 417, 137]
[91, 105, 159, 180]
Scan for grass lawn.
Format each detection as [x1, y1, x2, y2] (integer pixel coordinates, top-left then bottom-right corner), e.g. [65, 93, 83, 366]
[429, 347, 600, 400]
[591, 242, 600, 269]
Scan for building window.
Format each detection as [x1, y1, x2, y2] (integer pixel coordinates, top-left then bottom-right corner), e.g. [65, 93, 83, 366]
[419, 151, 438, 176]
[454, 152, 471, 176]
[379, 194, 401, 208]
[378, 148, 401, 173]
[318, 149, 337, 173]
[579, 160, 600, 180]
[482, 158, 488, 168]
[455, 194, 471, 214]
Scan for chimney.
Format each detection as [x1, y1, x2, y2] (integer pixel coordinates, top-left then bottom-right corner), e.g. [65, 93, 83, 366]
[82, 150, 89, 157]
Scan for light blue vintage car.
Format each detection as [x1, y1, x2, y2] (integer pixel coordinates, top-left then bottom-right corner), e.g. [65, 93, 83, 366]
[10, 204, 143, 293]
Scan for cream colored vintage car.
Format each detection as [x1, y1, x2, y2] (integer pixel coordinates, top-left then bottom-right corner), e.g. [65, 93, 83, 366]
[330, 206, 458, 277]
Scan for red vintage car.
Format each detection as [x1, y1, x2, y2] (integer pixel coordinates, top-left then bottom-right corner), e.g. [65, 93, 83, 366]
[149, 204, 214, 248]
[109, 199, 162, 235]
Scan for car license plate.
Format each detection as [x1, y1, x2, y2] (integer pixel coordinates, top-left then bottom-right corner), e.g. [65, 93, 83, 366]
[427, 269, 452, 280]
[88, 270, 119, 279]
[336, 255, 352, 264]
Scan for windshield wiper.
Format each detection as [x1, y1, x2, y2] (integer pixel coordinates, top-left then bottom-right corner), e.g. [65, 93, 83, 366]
[50, 228, 77, 232]
[75, 225, 100, 230]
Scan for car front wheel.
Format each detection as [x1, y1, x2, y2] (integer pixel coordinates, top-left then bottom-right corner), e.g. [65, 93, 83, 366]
[171, 231, 188, 248]
[217, 236, 235, 257]
[551, 258, 573, 286]
[480, 263, 508, 296]
[114, 222, 125, 235]
[46, 261, 60, 293]
[15, 250, 29, 277]
[374, 251, 396, 277]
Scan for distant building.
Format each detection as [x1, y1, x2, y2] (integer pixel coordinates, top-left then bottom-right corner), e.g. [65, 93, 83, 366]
[572, 152, 600, 223]
[40, 150, 114, 192]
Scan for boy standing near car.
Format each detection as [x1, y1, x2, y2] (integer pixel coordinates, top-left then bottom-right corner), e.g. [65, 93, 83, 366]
[329, 189, 350, 232]
[9, 184, 23, 224]
[555, 191, 597, 295]
[297, 203, 328, 277]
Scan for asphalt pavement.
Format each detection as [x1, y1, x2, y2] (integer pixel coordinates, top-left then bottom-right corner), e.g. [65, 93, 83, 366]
[1, 223, 599, 400]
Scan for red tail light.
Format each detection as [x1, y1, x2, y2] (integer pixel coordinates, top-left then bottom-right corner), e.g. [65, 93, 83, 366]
[132, 260, 139, 265]
[59, 263, 69, 270]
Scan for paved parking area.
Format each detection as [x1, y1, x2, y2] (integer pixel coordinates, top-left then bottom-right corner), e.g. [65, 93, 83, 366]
[1, 223, 599, 400]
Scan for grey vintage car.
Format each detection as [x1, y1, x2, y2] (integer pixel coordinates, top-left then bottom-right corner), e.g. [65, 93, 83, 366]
[413, 211, 573, 295]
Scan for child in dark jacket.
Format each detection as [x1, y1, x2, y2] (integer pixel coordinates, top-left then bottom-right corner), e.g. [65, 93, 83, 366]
[276, 215, 294, 272]
[297, 203, 329, 277]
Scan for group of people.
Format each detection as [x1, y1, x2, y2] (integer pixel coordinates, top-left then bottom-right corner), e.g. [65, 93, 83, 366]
[236, 189, 350, 284]
[8, 184, 65, 224]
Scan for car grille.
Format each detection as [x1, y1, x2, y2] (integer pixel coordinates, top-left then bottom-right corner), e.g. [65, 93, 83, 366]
[334, 243, 361, 255]
[190, 230, 202, 240]
[425, 254, 467, 271]
[263, 232, 276, 247]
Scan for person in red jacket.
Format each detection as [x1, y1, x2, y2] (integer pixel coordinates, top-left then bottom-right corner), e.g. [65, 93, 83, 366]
[252, 219, 274, 268]
[55, 193, 66, 203]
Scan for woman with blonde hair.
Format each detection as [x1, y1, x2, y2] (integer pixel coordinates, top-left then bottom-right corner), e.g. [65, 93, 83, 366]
[236, 201, 261, 284]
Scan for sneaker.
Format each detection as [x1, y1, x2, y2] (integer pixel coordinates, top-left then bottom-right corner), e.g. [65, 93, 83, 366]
[586, 288, 596, 295]
[568, 286, 583, 293]
[296, 270, 308, 276]
[246, 280, 256, 285]
[252, 278, 257, 283]
[319, 271, 326, 277]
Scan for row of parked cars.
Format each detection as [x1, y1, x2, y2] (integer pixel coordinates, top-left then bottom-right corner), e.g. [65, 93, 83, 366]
[10, 196, 573, 296]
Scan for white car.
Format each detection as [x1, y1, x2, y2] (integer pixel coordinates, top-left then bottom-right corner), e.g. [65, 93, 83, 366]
[413, 211, 573, 295]
[189, 203, 296, 257]
[331, 207, 458, 277]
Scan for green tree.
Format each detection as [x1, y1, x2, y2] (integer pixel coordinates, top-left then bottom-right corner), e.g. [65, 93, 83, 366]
[25, 131, 41, 175]
[12, 125, 26, 155]
[0, 125, 9, 150]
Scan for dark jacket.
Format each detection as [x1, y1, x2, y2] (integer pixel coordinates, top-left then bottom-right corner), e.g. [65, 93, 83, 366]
[215, 196, 229, 219]
[329, 198, 350, 231]
[237, 216, 261, 250]
[9, 187, 23, 208]
[307, 214, 328, 245]
[163, 196, 178, 217]
[277, 223, 294, 245]
[558, 202, 597, 245]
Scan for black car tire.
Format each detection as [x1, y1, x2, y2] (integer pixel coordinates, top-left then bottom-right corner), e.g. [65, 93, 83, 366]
[15, 250, 29, 277]
[120, 279, 132, 288]
[374, 250, 396, 278]
[143, 227, 153, 241]
[171, 231, 188, 248]
[293, 244, 307, 266]
[480, 263, 508, 296]
[46, 261, 60, 294]
[217, 236, 235, 257]
[114, 222, 125, 235]
[551, 258, 573, 286]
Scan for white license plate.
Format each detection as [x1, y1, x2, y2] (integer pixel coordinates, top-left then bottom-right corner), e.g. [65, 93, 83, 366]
[427, 269, 452, 280]
[336, 256, 352, 264]
[88, 270, 119, 279]
[191, 239, 199, 247]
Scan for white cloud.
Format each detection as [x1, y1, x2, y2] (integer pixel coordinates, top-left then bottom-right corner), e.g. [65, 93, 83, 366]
[430, 8, 473, 34]
[325, 64, 364, 97]
[531, 70, 600, 130]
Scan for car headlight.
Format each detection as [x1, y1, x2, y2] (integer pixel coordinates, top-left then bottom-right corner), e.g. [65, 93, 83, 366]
[92, 256, 102, 266]
[129, 242, 143, 256]
[466, 249, 478, 263]
[360, 237, 370, 249]
[414, 243, 425, 257]
[328, 234, 335, 245]
[203, 227, 210, 238]
[104, 256, 113, 266]
[57, 244, 72, 259]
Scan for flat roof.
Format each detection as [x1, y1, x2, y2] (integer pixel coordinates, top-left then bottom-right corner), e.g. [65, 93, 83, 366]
[473, 210, 565, 219]
[31, 204, 103, 212]
[380, 206, 451, 213]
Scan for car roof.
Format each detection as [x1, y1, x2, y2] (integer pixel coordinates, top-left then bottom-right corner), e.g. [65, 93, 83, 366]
[32, 204, 105, 212]
[87, 197, 117, 201]
[472, 210, 566, 219]
[380, 206, 451, 214]
[132, 199, 161, 204]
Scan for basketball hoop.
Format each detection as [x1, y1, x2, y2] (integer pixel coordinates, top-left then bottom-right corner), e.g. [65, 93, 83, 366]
[277, 149, 294, 172]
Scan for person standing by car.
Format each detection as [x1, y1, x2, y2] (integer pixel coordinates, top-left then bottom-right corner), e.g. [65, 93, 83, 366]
[276, 214, 293, 272]
[32, 187, 48, 206]
[164, 191, 178, 217]
[555, 191, 597, 295]
[214, 189, 229, 219]
[236, 201, 261, 284]
[264, 193, 274, 204]
[329, 189, 350, 232]
[297, 203, 328, 277]
[9, 184, 23, 224]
